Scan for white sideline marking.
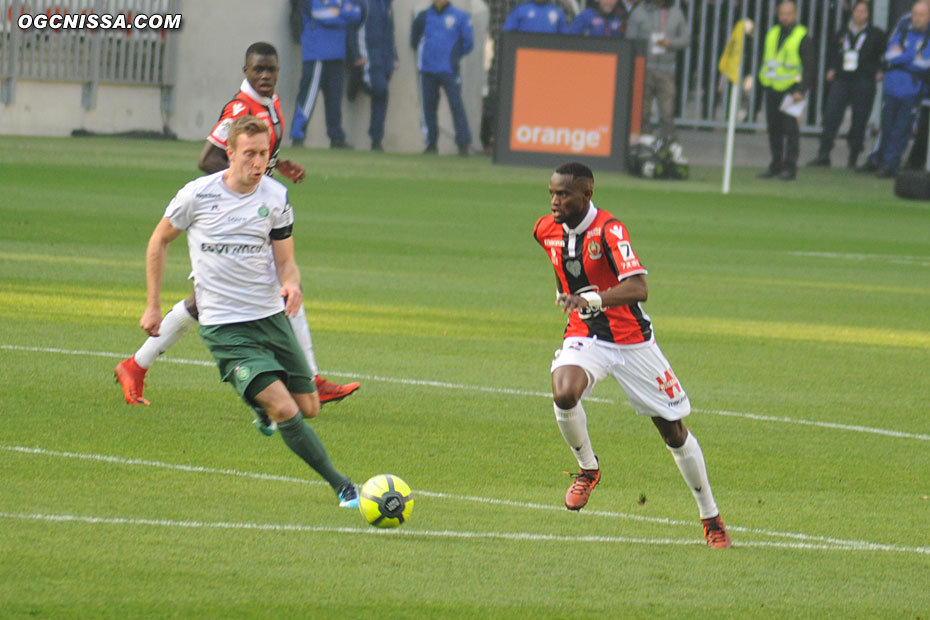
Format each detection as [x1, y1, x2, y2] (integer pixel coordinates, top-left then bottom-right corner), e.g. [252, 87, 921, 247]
[696, 408, 930, 442]
[0, 511, 700, 547]
[1, 511, 927, 555]
[3, 344, 929, 441]
[4, 445, 930, 556]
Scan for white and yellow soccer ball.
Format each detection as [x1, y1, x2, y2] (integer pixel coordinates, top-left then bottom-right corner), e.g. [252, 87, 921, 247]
[358, 474, 414, 528]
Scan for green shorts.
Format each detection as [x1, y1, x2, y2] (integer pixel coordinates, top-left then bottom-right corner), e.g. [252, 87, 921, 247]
[199, 312, 316, 404]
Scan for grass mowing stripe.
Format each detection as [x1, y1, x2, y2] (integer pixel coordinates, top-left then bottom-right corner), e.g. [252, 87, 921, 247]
[4, 343, 929, 440]
[662, 316, 930, 349]
[3, 511, 928, 555]
[785, 251, 930, 267]
[6, 444, 930, 555]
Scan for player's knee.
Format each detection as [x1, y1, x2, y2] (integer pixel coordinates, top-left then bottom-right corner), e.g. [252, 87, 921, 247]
[296, 392, 320, 419]
[553, 392, 579, 410]
[552, 379, 581, 409]
[552, 367, 586, 409]
[265, 400, 300, 422]
[654, 418, 688, 447]
[302, 403, 320, 419]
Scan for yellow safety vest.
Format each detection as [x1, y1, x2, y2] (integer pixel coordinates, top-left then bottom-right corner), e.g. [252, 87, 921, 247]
[759, 24, 807, 91]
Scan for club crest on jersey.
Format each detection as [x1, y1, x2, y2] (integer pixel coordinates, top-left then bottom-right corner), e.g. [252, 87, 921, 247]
[235, 365, 251, 382]
[565, 259, 582, 277]
[587, 240, 602, 260]
[656, 369, 682, 399]
[257, 205, 269, 218]
[445, 15, 455, 28]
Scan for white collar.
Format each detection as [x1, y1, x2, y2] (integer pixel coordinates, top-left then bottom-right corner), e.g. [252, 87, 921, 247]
[562, 202, 598, 235]
[240, 78, 273, 106]
[849, 21, 866, 36]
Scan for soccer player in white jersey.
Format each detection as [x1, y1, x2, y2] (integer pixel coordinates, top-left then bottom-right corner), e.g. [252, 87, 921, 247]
[140, 116, 359, 508]
[115, 42, 360, 414]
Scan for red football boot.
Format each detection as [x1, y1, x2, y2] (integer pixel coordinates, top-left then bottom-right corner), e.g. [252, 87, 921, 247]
[564, 465, 601, 511]
[702, 514, 732, 548]
[114, 356, 150, 405]
[315, 375, 360, 406]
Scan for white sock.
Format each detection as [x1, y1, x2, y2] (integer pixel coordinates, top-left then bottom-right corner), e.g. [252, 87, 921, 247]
[134, 299, 197, 369]
[288, 305, 319, 377]
[667, 432, 719, 519]
[554, 402, 598, 470]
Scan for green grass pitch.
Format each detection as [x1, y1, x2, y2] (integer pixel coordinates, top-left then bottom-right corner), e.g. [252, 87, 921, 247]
[1, 135, 929, 618]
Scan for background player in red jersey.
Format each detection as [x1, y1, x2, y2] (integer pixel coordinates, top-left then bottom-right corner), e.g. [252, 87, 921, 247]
[533, 161, 731, 548]
[115, 42, 360, 421]
[198, 42, 305, 182]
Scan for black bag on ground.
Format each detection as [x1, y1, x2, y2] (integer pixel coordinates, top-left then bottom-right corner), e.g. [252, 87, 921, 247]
[628, 136, 689, 180]
[894, 169, 930, 200]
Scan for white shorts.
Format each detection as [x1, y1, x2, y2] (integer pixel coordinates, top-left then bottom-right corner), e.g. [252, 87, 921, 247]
[550, 336, 691, 421]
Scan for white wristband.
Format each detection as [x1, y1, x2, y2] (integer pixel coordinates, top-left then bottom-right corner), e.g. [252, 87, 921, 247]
[579, 291, 603, 312]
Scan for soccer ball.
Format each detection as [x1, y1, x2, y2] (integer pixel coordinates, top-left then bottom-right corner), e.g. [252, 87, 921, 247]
[358, 474, 414, 528]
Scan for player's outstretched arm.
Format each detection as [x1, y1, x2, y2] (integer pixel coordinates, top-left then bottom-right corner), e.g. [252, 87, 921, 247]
[558, 274, 648, 314]
[142, 218, 184, 335]
[272, 237, 303, 317]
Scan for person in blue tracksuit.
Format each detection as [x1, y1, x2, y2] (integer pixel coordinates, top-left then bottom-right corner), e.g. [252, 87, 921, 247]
[502, 0, 567, 34]
[411, 0, 474, 155]
[291, 0, 362, 148]
[566, 0, 626, 38]
[875, 0, 930, 177]
[348, 0, 398, 151]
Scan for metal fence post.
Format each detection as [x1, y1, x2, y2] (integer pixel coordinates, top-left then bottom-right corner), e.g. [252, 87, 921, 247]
[1, 0, 23, 105]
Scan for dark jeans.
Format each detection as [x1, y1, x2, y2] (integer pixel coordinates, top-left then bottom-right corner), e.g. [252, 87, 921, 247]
[291, 59, 346, 142]
[817, 76, 877, 160]
[418, 71, 471, 147]
[880, 94, 919, 172]
[360, 63, 392, 144]
[764, 87, 800, 174]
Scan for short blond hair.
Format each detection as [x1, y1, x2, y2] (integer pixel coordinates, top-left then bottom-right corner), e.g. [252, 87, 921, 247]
[227, 116, 269, 150]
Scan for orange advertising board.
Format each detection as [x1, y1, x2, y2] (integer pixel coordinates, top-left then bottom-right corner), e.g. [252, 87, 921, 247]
[509, 48, 617, 156]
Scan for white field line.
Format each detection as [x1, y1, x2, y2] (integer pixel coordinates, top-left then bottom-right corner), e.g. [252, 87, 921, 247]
[3, 510, 911, 553]
[4, 445, 930, 556]
[3, 344, 929, 441]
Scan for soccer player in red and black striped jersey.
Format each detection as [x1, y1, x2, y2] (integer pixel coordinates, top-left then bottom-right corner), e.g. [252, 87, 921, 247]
[533, 162, 731, 548]
[198, 42, 305, 182]
[115, 43, 360, 415]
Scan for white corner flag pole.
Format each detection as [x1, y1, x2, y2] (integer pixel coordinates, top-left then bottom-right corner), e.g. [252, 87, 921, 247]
[722, 12, 750, 195]
[722, 70, 741, 195]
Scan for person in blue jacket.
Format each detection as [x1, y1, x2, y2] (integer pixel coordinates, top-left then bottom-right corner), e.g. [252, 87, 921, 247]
[291, 0, 362, 149]
[411, 0, 474, 155]
[502, 0, 567, 34]
[567, 0, 626, 37]
[875, 0, 930, 177]
[348, 0, 398, 151]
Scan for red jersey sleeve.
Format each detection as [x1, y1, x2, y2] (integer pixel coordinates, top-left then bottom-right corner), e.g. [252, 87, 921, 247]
[602, 219, 647, 281]
[206, 99, 251, 149]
